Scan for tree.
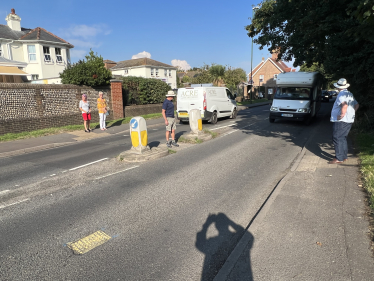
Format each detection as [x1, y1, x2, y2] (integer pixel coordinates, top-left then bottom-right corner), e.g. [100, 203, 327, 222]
[246, 0, 374, 129]
[181, 75, 190, 83]
[209, 64, 226, 86]
[190, 64, 213, 84]
[224, 67, 247, 91]
[60, 50, 112, 86]
[299, 63, 334, 89]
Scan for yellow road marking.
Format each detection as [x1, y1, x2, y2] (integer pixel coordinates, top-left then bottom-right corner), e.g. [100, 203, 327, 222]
[67, 230, 111, 255]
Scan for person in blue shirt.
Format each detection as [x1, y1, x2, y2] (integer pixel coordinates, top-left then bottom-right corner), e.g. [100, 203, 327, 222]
[329, 78, 359, 164]
[162, 91, 179, 148]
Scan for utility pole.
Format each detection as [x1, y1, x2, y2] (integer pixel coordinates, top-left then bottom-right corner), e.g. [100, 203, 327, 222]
[250, 5, 260, 104]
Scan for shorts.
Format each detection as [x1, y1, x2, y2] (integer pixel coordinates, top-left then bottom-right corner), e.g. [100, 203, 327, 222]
[166, 117, 177, 131]
[82, 113, 91, 121]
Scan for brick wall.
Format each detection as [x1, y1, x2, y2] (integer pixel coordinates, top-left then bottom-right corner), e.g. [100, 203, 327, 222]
[0, 83, 112, 135]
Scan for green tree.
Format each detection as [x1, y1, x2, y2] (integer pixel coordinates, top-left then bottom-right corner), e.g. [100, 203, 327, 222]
[246, 0, 374, 129]
[181, 75, 190, 83]
[209, 64, 226, 86]
[224, 67, 247, 90]
[190, 64, 213, 84]
[60, 50, 112, 86]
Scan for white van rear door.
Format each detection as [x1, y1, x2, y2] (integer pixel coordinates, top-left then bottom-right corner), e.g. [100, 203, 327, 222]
[177, 88, 203, 117]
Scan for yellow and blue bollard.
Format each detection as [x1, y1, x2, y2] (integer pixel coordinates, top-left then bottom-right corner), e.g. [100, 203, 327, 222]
[189, 109, 203, 134]
[130, 117, 148, 151]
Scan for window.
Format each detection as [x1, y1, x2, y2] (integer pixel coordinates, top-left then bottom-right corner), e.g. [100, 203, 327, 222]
[226, 89, 234, 100]
[31, 74, 39, 80]
[151, 68, 154, 76]
[55, 48, 63, 63]
[164, 69, 167, 76]
[66, 49, 71, 64]
[155, 68, 159, 76]
[0, 44, 2, 57]
[124, 69, 128, 74]
[275, 87, 312, 100]
[169, 70, 171, 77]
[27, 45, 37, 62]
[43, 46, 51, 62]
[259, 75, 264, 83]
[274, 74, 278, 80]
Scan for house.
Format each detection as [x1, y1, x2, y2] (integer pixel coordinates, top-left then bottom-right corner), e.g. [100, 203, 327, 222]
[0, 8, 74, 83]
[247, 51, 296, 99]
[108, 58, 178, 89]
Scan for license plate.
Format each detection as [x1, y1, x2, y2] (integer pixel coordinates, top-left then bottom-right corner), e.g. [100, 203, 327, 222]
[282, 114, 293, 117]
[178, 112, 188, 117]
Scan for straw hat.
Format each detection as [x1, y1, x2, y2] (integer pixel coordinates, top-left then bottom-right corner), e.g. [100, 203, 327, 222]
[334, 78, 350, 89]
[166, 90, 176, 97]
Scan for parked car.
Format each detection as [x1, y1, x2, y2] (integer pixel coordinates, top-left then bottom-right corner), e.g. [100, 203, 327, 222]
[322, 90, 330, 102]
[177, 86, 237, 124]
[329, 90, 338, 97]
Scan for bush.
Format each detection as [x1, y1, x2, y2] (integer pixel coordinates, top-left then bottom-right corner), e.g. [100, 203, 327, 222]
[60, 50, 112, 86]
[122, 76, 171, 105]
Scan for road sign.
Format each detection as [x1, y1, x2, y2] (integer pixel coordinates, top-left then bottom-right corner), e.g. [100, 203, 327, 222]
[130, 119, 138, 130]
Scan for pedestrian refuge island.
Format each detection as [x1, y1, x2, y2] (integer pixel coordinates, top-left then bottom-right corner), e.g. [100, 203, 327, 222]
[117, 116, 169, 162]
[189, 109, 203, 134]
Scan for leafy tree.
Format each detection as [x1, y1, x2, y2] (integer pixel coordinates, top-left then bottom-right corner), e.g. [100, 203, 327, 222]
[60, 50, 112, 86]
[299, 63, 335, 89]
[246, 0, 374, 130]
[181, 75, 190, 83]
[224, 67, 247, 90]
[190, 64, 213, 84]
[209, 64, 226, 86]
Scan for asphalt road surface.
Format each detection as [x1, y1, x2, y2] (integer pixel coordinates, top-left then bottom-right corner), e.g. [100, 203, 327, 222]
[0, 102, 333, 280]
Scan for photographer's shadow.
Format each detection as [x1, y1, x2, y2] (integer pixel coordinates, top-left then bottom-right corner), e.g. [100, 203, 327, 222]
[196, 213, 254, 281]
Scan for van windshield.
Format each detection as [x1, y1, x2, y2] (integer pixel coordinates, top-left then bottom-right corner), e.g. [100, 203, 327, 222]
[275, 87, 312, 100]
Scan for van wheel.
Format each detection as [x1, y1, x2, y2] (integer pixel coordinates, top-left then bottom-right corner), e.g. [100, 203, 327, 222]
[231, 108, 238, 119]
[210, 112, 218, 124]
[269, 118, 275, 123]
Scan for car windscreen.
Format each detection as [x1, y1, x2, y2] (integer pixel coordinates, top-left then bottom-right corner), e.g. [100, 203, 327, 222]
[274, 87, 312, 100]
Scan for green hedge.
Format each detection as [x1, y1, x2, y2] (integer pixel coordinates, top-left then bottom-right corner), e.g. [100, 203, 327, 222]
[122, 76, 171, 105]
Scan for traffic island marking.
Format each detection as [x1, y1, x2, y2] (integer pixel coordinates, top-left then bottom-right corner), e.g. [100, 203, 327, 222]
[67, 230, 111, 255]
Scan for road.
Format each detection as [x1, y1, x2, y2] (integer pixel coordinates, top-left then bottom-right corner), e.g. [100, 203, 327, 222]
[0, 102, 332, 280]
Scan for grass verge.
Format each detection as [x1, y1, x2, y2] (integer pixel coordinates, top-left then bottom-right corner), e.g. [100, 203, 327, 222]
[237, 98, 269, 106]
[168, 149, 177, 154]
[0, 113, 163, 143]
[203, 129, 219, 139]
[178, 136, 203, 144]
[356, 132, 374, 210]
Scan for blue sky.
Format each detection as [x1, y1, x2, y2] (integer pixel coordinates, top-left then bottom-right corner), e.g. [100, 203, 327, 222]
[3, 0, 295, 75]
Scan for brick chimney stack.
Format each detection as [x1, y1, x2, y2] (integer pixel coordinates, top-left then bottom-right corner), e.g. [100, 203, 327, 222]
[11, 8, 16, 14]
[6, 8, 21, 31]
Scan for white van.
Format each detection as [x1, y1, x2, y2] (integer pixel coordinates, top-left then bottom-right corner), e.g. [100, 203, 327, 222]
[177, 86, 237, 124]
[269, 72, 323, 124]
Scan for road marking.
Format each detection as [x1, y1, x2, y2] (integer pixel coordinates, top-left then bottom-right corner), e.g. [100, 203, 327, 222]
[264, 117, 269, 120]
[221, 123, 255, 137]
[62, 170, 68, 173]
[210, 124, 235, 131]
[69, 158, 109, 171]
[95, 166, 139, 180]
[0, 190, 10, 196]
[67, 230, 111, 255]
[123, 135, 129, 136]
[152, 129, 158, 130]
[0, 198, 29, 210]
[50, 174, 56, 177]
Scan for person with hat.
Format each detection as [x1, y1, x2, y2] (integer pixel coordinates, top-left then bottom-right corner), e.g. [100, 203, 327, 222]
[329, 78, 359, 164]
[162, 90, 179, 148]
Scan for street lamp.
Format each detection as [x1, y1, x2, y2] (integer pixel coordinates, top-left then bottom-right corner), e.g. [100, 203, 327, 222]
[250, 5, 260, 104]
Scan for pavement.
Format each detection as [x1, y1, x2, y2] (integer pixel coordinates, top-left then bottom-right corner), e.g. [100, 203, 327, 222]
[215, 111, 374, 280]
[0, 101, 270, 158]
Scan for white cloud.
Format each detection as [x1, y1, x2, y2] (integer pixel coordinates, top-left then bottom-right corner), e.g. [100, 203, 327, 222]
[70, 49, 88, 59]
[132, 51, 151, 59]
[171, 59, 191, 71]
[59, 24, 111, 61]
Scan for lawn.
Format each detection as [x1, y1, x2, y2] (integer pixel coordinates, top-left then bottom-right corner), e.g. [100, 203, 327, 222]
[237, 98, 270, 106]
[0, 113, 163, 143]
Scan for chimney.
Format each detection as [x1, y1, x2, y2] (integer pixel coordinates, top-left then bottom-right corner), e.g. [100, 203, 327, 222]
[5, 8, 21, 31]
[271, 48, 280, 60]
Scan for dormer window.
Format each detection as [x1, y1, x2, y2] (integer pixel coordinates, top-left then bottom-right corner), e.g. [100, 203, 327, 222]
[27, 45, 36, 62]
[43, 46, 51, 62]
[55, 48, 63, 63]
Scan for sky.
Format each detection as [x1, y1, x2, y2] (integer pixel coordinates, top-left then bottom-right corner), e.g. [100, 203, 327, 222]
[3, 0, 295, 76]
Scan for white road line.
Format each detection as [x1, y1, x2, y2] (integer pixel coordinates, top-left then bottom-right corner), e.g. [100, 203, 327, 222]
[50, 174, 56, 177]
[69, 158, 109, 171]
[123, 135, 129, 136]
[221, 123, 255, 137]
[95, 166, 139, 180]
[264, 117, 269, 120]
[0, 190, 10, 196]
[62, 170, 68, 173]
[152, 129, 158, 130]
[0, 198, 29, 210]
[210, 124, 235, 131]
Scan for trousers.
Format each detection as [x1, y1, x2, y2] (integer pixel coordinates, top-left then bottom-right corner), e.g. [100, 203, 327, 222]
[99, 113, 106, 129]
[332, 121, 352, 161]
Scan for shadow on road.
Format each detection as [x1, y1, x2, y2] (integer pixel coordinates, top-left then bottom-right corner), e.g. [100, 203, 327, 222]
[196, 213, 254, 281]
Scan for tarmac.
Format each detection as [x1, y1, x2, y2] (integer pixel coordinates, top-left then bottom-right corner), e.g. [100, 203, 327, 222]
[215, 111, 374, 280]
[2, 99, 373, 279]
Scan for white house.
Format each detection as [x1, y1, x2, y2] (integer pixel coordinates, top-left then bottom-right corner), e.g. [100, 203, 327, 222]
[109, 58, 178, 89]
[0, 8, 74, 83]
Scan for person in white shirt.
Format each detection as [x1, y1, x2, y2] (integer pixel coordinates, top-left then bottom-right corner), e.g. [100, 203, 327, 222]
[329, 78, 359, 164]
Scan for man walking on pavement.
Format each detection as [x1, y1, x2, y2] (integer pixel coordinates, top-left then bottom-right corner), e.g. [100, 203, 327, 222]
[162, 90, 179, 148]
[329, 78, 359, 164]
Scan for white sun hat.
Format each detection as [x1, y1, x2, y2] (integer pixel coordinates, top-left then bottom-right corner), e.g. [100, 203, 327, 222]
[334, 78, 350, 89]
[166, 90, 176, 97]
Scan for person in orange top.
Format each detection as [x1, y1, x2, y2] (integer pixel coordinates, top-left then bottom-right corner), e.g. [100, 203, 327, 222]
[97, 91, 108, 130]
